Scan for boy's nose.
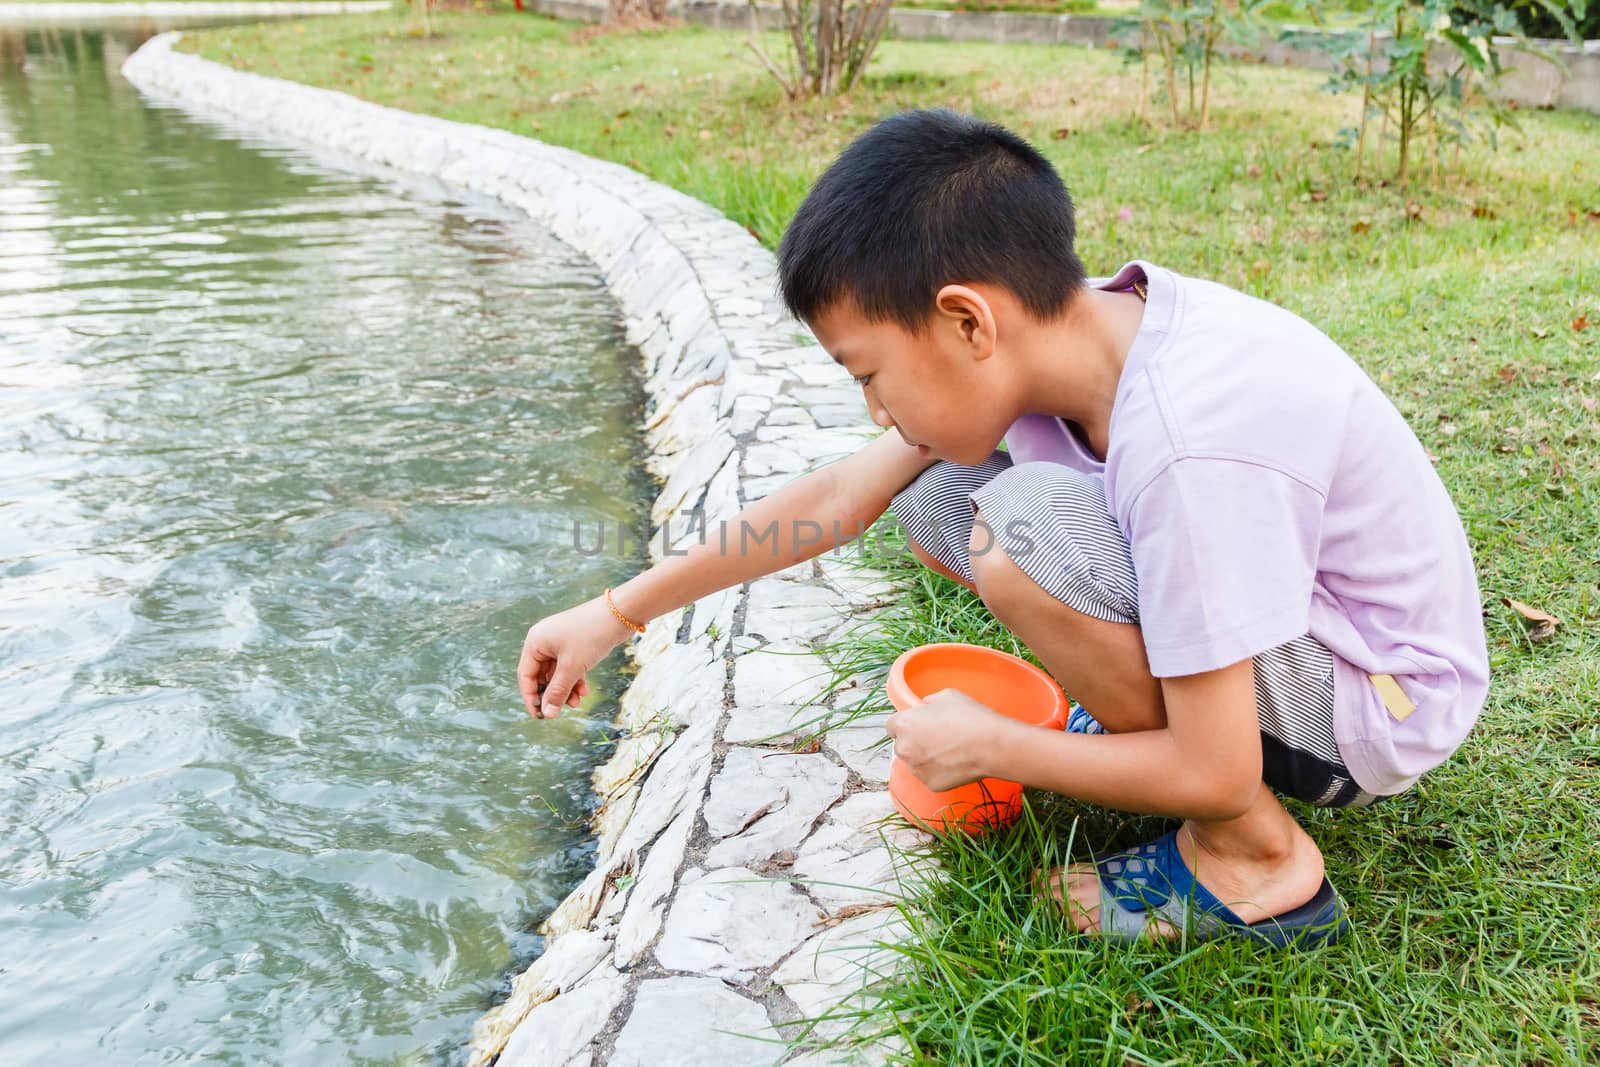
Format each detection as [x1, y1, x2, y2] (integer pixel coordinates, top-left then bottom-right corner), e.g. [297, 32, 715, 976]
[866, 392, 895, 430]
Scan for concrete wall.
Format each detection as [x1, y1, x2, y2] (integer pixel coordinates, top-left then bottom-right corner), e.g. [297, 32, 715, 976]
[525, 0, 1600, 115]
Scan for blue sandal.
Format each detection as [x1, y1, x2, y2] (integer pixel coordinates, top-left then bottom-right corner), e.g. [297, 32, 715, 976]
[1066, 704, 1106, 735]
[1091, 830, 1349, 948]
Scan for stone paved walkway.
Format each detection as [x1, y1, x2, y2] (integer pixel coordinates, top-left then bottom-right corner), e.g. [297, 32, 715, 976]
[122, 36, 933, 1066]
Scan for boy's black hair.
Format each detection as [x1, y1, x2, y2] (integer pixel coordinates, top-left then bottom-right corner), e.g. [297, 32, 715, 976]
[778, 108, 1087, 332]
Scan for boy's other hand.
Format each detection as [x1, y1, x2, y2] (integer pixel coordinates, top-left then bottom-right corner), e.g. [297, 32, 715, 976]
[517, 596, 636, 720]
[885, 688, 1012, 792]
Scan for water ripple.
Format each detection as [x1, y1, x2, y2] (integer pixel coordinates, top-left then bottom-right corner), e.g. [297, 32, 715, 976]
[0, 21, 650, 1066]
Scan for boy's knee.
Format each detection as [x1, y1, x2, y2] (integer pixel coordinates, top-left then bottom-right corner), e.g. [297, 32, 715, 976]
[907, 532, 974, 591]
[967, 507, 1022, 590]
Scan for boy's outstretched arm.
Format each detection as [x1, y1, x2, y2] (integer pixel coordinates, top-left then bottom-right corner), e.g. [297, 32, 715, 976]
[518, 429, 934, 720]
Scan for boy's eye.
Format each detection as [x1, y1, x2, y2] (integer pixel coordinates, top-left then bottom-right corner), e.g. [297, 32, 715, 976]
[852, 374, 873, 387]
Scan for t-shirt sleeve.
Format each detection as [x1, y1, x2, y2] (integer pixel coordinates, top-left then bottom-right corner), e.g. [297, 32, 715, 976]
[1124, 457, 1325, 677]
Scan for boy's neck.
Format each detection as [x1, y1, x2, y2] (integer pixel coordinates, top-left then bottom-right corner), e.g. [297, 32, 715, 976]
[1009, 286, 1146, 461]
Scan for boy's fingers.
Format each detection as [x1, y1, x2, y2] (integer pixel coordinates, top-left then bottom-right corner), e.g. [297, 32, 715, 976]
[541, 667, 581, 719]
[517, 646, 542, 717]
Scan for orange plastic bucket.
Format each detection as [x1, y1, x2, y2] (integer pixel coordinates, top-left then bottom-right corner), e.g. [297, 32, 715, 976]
[886, 643, 1068, 835]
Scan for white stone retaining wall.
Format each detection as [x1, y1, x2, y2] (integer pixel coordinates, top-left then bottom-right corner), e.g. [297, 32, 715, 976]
[122, 32, 926, 1067]
[528, 0, 1600, 115]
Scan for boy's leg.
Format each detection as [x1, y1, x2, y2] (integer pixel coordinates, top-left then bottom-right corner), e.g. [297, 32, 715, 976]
[904, 537, 978, 594]
[964, 503, 1328, 936]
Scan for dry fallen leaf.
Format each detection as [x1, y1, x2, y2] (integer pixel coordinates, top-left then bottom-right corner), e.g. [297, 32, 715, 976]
[1582, 396, 1596, 412]
[813, 901, 897, 928]
[1503, 598, 1560, 643]
[1125, 993, 1157, 1016]
[732, 792, 787, 835]
[1052, 127, 1072, 140]
[1574, 314, 1590, 332]
[1497, 366, 1518, 384]
[1351, 220, 1371, 235]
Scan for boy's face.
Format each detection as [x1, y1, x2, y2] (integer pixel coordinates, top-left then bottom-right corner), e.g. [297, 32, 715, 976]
[807, 288, 1013, 466]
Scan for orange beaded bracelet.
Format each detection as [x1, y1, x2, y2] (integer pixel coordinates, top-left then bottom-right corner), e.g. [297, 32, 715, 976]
[605, 587, 647, 635]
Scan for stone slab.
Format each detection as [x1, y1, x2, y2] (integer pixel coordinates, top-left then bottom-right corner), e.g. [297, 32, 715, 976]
[610, 977, 781, 1066]
[497, 967, 629, 1067]
[655, 867, 821, 982]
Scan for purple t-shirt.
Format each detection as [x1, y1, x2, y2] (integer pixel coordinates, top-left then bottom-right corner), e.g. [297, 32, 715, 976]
[1005, 261, 1489, 794]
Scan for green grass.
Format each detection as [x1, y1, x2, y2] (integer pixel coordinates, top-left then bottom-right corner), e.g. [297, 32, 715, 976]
[181, 10, 1600, 1064]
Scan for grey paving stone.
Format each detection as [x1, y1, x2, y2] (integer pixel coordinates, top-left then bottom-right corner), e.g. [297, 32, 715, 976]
[792, 791, 919, 910]
[614, 803, 697, 967]
[655, 866, 820, 981]
[744, 441, 810, 478]
[772, 909, 909, 1044]
[824, 725, 893, 785]
[703, 748, 847, 868]
[615, 714, 715, 856]
[617, 636, 717, 730]
[732, 643, 834, 708]
[495, 967, 628, 1067]
[810, 405, 866, 429]
[745, 580, 851, 645]
[722, 703, 825, 747]
[764, 405, 817, 428]
[610, 977, 782, 1067]
[652, 428, 735, 525]
[475, 927, 613, 1055]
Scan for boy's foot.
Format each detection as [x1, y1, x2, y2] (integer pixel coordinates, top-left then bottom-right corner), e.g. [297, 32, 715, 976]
[1032, 813, 1328, 940]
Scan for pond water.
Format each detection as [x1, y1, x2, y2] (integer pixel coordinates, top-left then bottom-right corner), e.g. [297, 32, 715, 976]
[0, 20, 650, 1064]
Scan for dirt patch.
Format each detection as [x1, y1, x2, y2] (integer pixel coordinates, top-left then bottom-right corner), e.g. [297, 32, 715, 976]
[566, 15, 682, 43]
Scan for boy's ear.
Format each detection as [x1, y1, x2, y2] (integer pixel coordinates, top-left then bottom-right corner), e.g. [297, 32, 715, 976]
[933, 284, 996, 358]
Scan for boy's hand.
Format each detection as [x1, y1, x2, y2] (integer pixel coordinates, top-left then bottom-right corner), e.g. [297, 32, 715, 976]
[517, 596, 636, 720]
[885, 688, 1014, 792]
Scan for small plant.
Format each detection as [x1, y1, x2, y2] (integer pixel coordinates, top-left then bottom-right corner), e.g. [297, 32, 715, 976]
[1305, 0, 1581, 183]
[1120, 0, 1273, 129]
[746, 0, 898, 98]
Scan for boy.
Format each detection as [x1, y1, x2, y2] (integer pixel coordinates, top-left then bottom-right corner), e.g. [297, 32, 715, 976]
[518, 109, 1489, 945]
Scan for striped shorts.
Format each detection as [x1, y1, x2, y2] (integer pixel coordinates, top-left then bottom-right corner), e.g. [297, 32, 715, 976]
[890, 451, 1383, 809]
